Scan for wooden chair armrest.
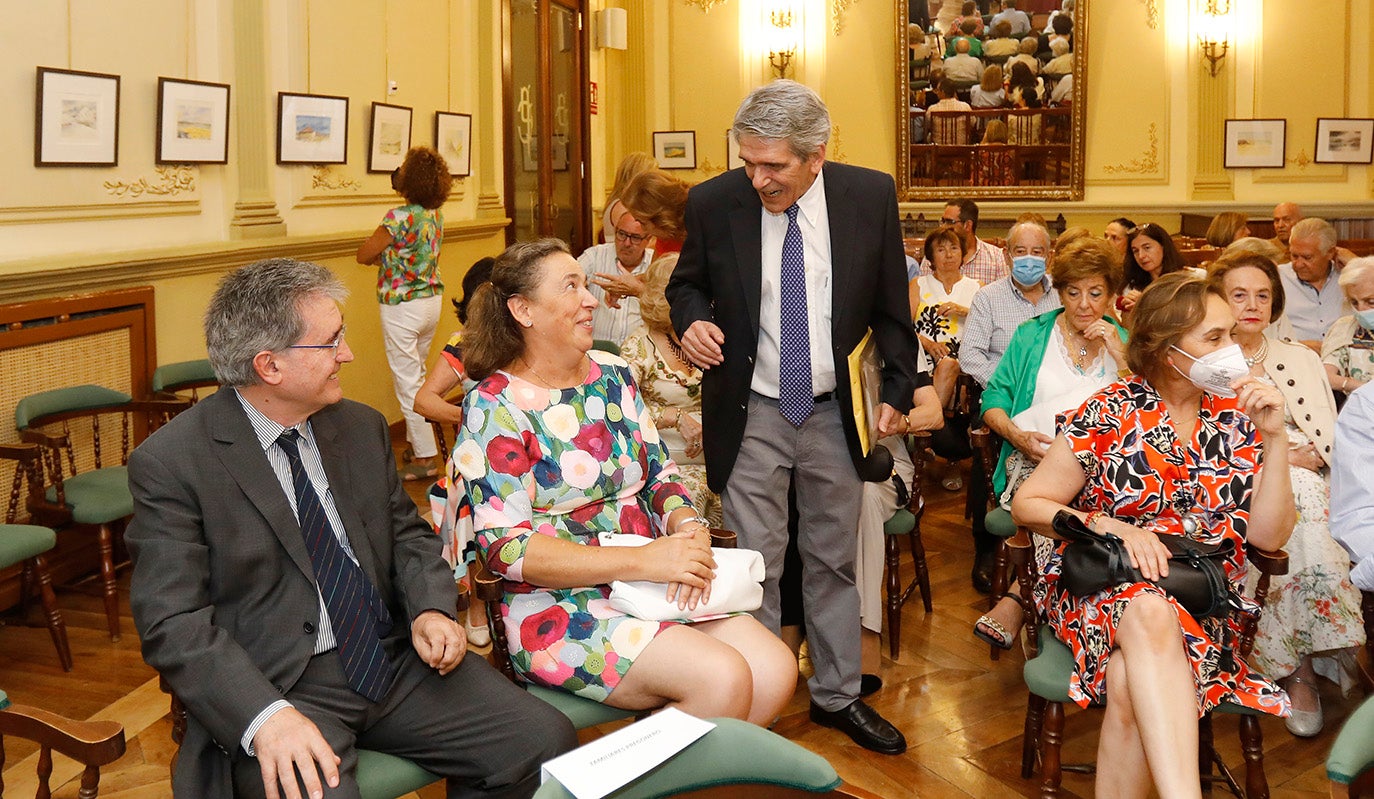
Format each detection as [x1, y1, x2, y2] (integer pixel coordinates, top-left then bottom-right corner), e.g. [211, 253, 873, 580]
[0, 703, 126, 766]
[0, 442, 40, 462]
[473, 561, 505, 603]
[1244, 545, 1289, 576]
[709, 528, 738, 549]
[125, 398, 194, 415]
[20, 429, 68, 449]
[454, 578, 470, 615]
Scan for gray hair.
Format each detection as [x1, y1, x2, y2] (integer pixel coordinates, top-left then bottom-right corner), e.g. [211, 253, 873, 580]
[1289, 217, 1337, 252]
[1008, 220, 1051, 250]
[1062, 0, 1076, 12]
[1050, 38, 1070, 56]
[731, 80, 831, 161]
[1339, 256, 1374, 291]
[1223, 236, 1285, 264]
[204, 258, 347, 387]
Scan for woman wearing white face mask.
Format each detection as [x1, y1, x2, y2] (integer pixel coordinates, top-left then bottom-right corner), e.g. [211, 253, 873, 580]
[1210, 253, 1364, 738]
[1011, 272, 1294, 799]
[1321, 256, 1374, 397]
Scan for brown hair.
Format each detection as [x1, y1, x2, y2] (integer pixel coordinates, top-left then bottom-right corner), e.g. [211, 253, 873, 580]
[923, 227, 966, 264]
[1207, 252, 1286, 321]
[1204, 211, 1249, 248]
[1126, 272, 1224, 382]
[608, 151, 657, 204]
[620, 170, 690, 242]
[1054, 226, 1092, 250]
[395, 146, 452, 209]
[981, 119, 1009, 144]
[980, 64, 1004, 93]
[637, 254, 679, 334]
[1050, 237, 1122, 297]
[460, 239, 570, 381]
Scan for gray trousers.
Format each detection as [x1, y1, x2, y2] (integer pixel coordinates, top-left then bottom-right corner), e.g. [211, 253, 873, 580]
[232, 650, 576, 799]
[722, 393, 863, 711]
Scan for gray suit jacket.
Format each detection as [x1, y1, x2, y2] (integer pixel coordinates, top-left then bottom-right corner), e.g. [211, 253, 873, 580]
[125, 389, 456, 797]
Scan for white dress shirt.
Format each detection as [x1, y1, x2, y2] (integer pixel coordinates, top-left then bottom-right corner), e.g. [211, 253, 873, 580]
[751, 170, 835, 399]
[577, 243, 655, 344]
[1330, 382, 1374, 590]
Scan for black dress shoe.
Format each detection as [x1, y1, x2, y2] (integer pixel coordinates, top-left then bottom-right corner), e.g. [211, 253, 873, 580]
[809, 699, 907, 755]
[860, 673, 882, 697]
[971, 555, 994, 595]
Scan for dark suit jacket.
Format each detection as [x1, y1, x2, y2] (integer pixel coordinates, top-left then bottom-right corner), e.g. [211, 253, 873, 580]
[666, 162, 920, 493]
[125, 389, 456, 797]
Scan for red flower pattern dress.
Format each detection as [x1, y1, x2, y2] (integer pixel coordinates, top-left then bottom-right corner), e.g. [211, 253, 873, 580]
[1045, 376, 1290, 717]
[451, 350, 694, 702]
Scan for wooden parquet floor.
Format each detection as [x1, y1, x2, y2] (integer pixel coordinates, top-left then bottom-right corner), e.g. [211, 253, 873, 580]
[1, 455, 1362, 798]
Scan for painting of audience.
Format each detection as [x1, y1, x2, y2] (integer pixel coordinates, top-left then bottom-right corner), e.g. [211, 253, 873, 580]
[1118, 222, 1187, 317]
[578, 199, 655, 346]
[972, 237, 1128, 651]
[449, 238, 796, 723]
[1208, 253, 1366, 737]
[1281, 217, 1351, 352]
[620, 253, 720, 527]
[1321, 256, 1374, 396]
[1011, 272, 1293, 797]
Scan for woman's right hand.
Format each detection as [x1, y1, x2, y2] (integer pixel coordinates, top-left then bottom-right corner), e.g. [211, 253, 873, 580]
[642, 532, 716, 610]
[1119, 289, 1141, 312]
[1014, 428, 1054, 462]
[1100, 517, 1173, 582]
[920, 335, 949, 361]
[678, 412, 704, 459]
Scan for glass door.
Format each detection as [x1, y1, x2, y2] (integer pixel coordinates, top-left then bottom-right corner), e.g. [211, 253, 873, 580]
[505, 0, 588, 250]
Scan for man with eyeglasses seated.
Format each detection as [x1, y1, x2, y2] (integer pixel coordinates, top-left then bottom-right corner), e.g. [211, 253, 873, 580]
[920, 199, 1009, 286]
[579, 199, 656, 345]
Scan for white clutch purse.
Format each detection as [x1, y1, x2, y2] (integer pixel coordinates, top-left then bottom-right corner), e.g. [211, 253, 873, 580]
[598, 533, 765, 622]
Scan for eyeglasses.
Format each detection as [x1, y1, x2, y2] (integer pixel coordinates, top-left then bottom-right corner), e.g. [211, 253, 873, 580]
[614, 229, 649, 245]
[288, 325, 347, 352]
[939, 217, 963, 226]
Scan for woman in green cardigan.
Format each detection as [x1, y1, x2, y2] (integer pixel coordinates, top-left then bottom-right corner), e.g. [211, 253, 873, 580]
[973, 237, 1128, 649]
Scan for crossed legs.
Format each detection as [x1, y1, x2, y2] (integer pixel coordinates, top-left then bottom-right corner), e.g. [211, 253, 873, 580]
[1096, 593, 1201, 799]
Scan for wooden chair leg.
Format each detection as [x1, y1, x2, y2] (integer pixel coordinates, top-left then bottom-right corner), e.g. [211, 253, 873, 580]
[97, 523, 121, 641]
[906, 528, 932, 613]
[1023, 693, 1046, 779]
[1239, 715, 1268, 799]
[29, 555, 73, 671]
[990, 539, 1009, 661]
[1198, 714, 1213, 795]
[1039, 700, 1064, 798]
[885, 534, 902, 659]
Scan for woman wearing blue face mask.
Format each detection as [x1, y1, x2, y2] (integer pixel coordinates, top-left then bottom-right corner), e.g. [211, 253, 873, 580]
[1321, 256, 1374, 397]
[1011, 272, 1294, 798]
[973, 238, 1128, 650]
[1210, 253, 1363, 738]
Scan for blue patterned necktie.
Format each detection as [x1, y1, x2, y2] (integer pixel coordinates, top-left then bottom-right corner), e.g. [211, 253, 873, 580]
[277, 430, 395, 703]
[778, 204, 813, 427]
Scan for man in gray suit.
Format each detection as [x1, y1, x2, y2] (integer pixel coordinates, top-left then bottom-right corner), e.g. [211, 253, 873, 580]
[668, 81, 919, 755]
[126, 259, 575, 798]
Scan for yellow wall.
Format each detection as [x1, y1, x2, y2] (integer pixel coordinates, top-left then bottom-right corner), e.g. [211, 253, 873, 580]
[0, 0, 508, 422]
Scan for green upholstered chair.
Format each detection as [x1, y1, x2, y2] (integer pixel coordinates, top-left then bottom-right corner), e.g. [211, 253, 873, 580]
[592, 339, 622, 357]
[150, 358, 219, 401]
[355, 749, 441, 798]
[883, 431, 933, 658]
[1, 443, 72, 671]
[1019, 546, 1290, 798]
[531, 717, 874, 799]
[16, 384, 187, 641]
[0, 688, 126, 798]
[1329, 693, 1374, 798]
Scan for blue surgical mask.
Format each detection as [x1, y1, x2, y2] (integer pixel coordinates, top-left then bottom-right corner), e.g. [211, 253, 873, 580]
[1012, 254, 1047, 286]
[1356, 308, 1374, 332]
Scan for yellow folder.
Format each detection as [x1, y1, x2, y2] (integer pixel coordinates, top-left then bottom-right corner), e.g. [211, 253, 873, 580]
[847, 329, 883, 456]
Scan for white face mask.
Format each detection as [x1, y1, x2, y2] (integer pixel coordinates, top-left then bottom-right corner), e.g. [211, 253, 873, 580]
[1170, 344, 1249, 398]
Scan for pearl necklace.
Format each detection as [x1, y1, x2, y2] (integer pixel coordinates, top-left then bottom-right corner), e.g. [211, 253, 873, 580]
[1243, 337, 1269, 367]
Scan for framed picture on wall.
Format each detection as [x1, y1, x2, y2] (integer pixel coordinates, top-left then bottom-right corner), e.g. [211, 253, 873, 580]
[653, 130, 696, 169]
[156, 77, 230, 164]
[35, 66, 121, 166]
[1223, 119, 1286, 169]
[277, 92, 349, 164]
[368, 102, 413, 173]
[726, 131, 744, 170]
[1314, 118, 1374, 164]
[434, 111, 472, 176]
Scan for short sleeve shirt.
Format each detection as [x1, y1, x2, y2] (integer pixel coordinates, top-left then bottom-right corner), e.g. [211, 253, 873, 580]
[378, 204, 444, 305]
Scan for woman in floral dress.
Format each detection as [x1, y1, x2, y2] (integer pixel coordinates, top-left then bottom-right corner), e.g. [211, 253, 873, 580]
[619, 254, 721, 526]
[449, 239, 795, 724]
[1211, 253, 1364, 737]
[1013, 273, 1293, 798]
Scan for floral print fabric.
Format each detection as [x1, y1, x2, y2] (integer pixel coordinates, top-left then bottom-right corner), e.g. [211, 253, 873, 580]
[1047, 376, 1289, 717]
[452, 350, 694, 701]
[377, 204, 443, 305]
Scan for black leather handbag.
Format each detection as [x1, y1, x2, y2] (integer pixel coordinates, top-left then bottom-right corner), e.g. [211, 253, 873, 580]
[1053, 510, 1235, 618]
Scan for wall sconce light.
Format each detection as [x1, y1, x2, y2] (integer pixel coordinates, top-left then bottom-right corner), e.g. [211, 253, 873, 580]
[1197, 0, 1231, 77]
[768, 7, 797, 78]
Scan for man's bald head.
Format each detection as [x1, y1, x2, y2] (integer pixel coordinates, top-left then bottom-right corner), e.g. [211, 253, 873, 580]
[1272, 202, 1303, 244]
[955, 37, 972, 55]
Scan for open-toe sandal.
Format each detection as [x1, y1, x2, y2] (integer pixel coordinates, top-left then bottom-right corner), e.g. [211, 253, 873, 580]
[399, 462, 440, 482]
[973, 593, 1028, 651]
